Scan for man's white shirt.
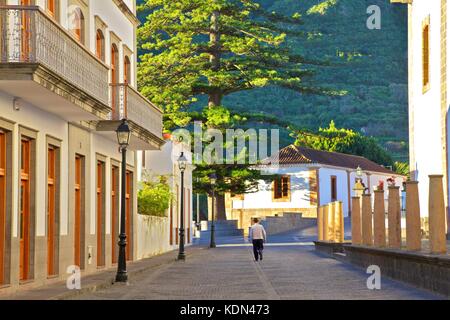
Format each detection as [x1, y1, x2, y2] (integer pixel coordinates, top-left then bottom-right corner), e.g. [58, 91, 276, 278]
[250, 223, 267, 241]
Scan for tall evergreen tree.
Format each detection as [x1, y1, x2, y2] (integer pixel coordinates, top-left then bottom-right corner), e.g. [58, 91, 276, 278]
[137, 0, 343, 217]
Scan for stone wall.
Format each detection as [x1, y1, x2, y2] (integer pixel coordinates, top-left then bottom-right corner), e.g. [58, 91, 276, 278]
[260, 214, 317, 235]
[231, 208, 317, 236]
[344, 245, 450, 297]
[136, 215, 172, 260]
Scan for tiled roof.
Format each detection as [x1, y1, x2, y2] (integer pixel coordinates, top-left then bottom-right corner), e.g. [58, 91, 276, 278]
[261, 145, 397, 175]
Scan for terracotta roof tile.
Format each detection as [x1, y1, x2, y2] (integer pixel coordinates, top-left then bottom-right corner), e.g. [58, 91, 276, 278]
[262, 145, 397, 175]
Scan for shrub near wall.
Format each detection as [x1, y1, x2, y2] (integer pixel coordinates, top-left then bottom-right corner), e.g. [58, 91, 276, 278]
[138, 175, 172, 217]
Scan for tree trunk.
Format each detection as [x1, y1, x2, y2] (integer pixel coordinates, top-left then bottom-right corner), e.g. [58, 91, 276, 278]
[208, 193, 227, 221]
[206, 11, 227, 221]
[209, 10, 222, 108]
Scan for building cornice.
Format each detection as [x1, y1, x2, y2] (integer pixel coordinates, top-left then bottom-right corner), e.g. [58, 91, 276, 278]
[257, 163, 405, 178]
[390, 0, 412, 4]
[113, 0, 140, 26]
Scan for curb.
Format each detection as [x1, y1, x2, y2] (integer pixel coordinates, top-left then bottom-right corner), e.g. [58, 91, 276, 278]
[53, 249, 202, 300]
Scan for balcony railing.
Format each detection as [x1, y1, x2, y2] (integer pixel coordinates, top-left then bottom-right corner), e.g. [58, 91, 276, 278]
[0, 6, 109, 106]
[110, 83, 163, 138]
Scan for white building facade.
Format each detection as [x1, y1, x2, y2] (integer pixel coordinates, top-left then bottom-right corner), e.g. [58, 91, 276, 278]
[0, 0, 164, 294]
[391, 0, 450, 234]
[228, 146, 404, 233]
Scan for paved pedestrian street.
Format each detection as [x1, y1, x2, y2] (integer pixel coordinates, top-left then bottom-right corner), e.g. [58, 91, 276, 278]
[71, 227, 441, 300]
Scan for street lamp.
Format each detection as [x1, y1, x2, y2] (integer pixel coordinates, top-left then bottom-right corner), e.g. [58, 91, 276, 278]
[115, 119, 131, 283]
[356, 166, 363, 179]
[353, 166, 365, 198]
[177, 152, 188, 260]
[209, 173, 217, 248]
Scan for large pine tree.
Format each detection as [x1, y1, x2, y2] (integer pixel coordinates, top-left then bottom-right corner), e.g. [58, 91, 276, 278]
[137, 0, 343, 218]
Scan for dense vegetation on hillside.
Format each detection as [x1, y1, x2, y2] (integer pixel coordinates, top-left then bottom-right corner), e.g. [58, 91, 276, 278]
[137, 0, 409, 162]
[223, 0, 409, 162]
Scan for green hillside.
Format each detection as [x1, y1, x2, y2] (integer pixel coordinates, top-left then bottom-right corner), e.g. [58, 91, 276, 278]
[137, 0, 409, 162]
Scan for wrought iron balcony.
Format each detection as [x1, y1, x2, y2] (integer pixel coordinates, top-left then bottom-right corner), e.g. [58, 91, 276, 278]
[0, 6, 110, 119]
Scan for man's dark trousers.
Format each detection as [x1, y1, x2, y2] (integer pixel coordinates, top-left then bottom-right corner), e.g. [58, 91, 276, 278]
[252, 239, 264, 261]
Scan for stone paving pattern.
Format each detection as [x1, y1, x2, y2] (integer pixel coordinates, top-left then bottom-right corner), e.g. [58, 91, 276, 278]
[70, 226, 442, 300]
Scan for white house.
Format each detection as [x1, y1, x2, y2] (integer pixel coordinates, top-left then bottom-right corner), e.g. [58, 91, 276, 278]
[136, 137, 194, 259]
[0, 0, 164, 294]
[391, 0, 450, 234]
[227, 145, 404, 233]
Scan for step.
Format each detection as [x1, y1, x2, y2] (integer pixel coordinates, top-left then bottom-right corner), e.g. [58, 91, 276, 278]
[200, 230, 244, 237]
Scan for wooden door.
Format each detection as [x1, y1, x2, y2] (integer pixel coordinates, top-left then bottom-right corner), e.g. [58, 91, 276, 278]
[21, 0, 32, 61]
[96, 161, 104, 267]
[0, 132, 6, 284]
[47, 147, 56, 276]
[125, 171, 132, 261]
[74, 155, 82, 268]
[20, 140, 30, 281]
[111, 166, 118, 264]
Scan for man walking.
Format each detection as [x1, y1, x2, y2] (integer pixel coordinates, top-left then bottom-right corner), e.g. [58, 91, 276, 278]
[249, 218, 267, 261]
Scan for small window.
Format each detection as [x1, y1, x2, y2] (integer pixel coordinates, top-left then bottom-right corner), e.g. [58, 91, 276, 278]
[273, 176, 290, 201]
[96, 30, 105, 61]
[422, 17, 430, 93]
[331, 176, 337, 202]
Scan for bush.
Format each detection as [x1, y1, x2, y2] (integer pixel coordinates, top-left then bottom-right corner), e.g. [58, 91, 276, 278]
[138, 174, 172, 217]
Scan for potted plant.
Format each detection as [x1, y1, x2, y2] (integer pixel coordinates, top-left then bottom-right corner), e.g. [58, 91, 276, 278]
[376, 180, 384, 191]
[387, 176, 396, 187]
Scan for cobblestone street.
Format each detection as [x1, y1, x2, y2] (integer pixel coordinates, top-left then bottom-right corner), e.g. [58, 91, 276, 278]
[71, 227, 441, 300]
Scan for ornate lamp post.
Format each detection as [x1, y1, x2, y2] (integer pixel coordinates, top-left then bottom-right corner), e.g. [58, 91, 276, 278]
[177, 152, 188, 260]
[115, 119, 131, 283]
[209, 173, 217, 248]
[356, 166, 363, 179]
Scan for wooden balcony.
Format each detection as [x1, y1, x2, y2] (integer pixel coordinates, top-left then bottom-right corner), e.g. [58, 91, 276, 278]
[0, 6, 110, 120]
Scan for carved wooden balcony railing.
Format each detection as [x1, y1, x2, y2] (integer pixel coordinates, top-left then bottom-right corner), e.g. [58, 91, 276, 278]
[110, 83, 163, 140]
[0, 6, 109, 106]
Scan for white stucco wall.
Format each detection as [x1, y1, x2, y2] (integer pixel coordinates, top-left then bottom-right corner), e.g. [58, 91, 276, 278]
[136, 215, 172, 260]
[318, 167, 349, 216]
[0, 90, 137, 241]
[90, 1, 136, 86]
[0, 92, 69, 238]
[233, 166, 313, 211]
[409, 1, 445, 217]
